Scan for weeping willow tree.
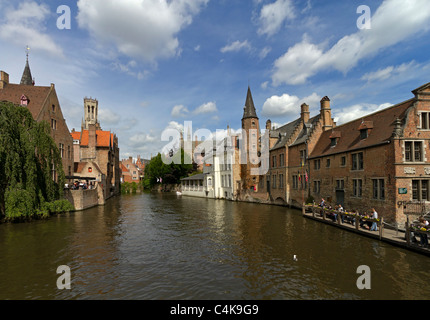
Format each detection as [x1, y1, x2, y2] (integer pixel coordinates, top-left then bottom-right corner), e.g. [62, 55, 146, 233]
[0, 101, 71, 221]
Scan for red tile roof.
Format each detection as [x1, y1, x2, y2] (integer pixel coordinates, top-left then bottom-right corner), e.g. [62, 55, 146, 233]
[71, 131, 81, 141]
[78, 129, 112, 147]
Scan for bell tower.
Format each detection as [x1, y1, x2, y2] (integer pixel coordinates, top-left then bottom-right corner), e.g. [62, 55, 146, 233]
[83, 97, 101, 130]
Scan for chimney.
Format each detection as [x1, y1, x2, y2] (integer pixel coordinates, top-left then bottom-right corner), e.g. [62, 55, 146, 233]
[301, 103, 310, 124]
[266, 119, 272, 131]
[0, 71, 9, 89]
[320, 96, 333, 131]
[88, 123, 97, 149]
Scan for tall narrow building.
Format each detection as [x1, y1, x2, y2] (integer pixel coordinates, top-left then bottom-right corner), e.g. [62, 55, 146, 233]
[240, 86, 261, 192]
[20, 48, 34, 86]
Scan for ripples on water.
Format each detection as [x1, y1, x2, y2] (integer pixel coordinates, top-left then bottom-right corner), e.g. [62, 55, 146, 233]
[0, 192, 429, 300]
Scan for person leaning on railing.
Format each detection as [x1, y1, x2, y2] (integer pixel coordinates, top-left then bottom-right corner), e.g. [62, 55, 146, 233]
[417, 217, 429, 247]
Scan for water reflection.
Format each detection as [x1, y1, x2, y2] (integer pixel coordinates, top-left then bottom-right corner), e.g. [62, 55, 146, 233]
[0, 193, 429, 300]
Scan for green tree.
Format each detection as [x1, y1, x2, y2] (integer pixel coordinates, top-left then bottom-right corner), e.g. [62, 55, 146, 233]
[0, 101, 67, 221]
[143, 149, 194, 188]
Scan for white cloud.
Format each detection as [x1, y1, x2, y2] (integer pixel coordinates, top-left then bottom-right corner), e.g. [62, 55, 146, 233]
[171, 105, 190, 118]
[361, 61, 417, 82]
[333, 103, 392, 125]
[99, 109, 121, 125]
[262, 92, 321, 117]
[111, 60, 149, 80]
[257, 0, 295, 37]
[0, 1, 63, 57]
[272, 0, 430, 85]
[220, 40, 251, 53]
[77, 0, 208, 62]
[193, 102, 218, 115]
[259, 46, 272, 59]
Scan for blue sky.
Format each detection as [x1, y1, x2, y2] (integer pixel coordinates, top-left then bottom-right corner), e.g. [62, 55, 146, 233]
[1, 0, 430, 159]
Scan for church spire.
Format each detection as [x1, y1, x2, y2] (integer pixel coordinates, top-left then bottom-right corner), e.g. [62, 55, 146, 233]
[20, 46, 34, 86]
[242, 86, 258, 120]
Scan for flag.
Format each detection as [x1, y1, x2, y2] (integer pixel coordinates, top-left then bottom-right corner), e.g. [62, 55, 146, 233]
[305, 171, 308, 182]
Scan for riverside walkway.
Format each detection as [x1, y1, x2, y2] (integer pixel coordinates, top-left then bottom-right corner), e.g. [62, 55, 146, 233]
[302, 205, 430, 257]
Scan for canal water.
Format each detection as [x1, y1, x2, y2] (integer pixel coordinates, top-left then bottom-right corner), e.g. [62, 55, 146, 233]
[0, 192, 429, 300]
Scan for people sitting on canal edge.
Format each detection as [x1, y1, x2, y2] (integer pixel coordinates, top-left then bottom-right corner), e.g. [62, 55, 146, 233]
[417, 217, 429, 247]
[338, 204, 345, 223]
[320, 198, 325, 208]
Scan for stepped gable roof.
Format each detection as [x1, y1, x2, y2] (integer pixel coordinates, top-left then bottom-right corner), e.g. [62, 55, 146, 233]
[309, 98, 414, 159]
[270, 118, 302, 151]
[242, 86, 258, 120]
[0, 83, 51, 119]
[290, 114, 321, 147]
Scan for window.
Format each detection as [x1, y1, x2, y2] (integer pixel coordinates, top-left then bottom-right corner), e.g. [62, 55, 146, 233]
[372, 179, 385, 200]
[280, 154, 285, 167]
[336, 179, 344, 190]
[405, 141, 423, 162]
[272, 156, 277, 168]
[228, 175, 232, 187]
[330, 138, 337, 147]
[412, 180, 430, 201]
[300, 149, 307, 166]
[301, 175, 307, 189]
[353, 179, 362, 198]
[279, 174, 284, 189]
[51, 119, 57, 130]
[326, 158, 331, 168]
[314, 180, 321, 194]
[341, 156, 346, 167]
[59, 143, 64, 159]
[360, 129, 368, 140]
[52, 104, 56, 113]
[272, 175, 277, 189]
[314, 159, 320, 170]
[352, 152, 364, 170]
[51, 163, 57, 182]
[68, 146, 71, 160]
[420, 112, 430, 129]
[293, 175, 298, 189]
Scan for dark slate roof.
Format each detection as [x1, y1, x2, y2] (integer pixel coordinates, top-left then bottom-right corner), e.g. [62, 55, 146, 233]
[290, 115, 321, 147]
[270, 118, 302, 151]
[242, 86, 258, 120]
[181, 173, 206, 181]
[309, 99, 414, 159]
[20, 59, 33, 86]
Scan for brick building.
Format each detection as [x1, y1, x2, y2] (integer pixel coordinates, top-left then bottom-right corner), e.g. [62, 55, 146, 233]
[120, 156, 143, 183]
[256, 98, 335, 207]
[304, 82, 430, 226]
[0, 57, 74, 183]
[71, 97, 120, 199]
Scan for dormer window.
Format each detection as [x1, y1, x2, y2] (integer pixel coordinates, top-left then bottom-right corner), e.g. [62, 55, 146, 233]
[330, 138, 337, 147]
[358, 121, 373, 140]
[20, 94, 29, 106]
[329, 131, 341, 147]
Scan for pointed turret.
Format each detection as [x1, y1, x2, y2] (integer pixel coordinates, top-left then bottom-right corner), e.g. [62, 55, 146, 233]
[20, 47, 34, 86]
[242, 86, 258, 120]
